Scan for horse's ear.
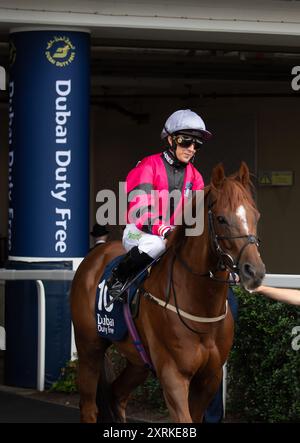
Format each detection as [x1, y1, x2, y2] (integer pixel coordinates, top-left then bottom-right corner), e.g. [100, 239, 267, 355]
[237, 161, 250, 186]
[211, 163, 225, 188]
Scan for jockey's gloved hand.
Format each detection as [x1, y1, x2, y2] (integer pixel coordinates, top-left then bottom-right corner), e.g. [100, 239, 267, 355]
[163, 228, 173, 239]
[157, 224, 173, 239]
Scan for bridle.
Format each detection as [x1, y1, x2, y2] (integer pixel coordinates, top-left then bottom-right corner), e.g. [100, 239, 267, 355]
[207, 199, 260, 275]
[173, 193, 260, 284]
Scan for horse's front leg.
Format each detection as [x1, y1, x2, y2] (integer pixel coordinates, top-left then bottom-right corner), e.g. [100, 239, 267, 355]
[189, 371, 223, 423]
[158, 362, 192, 423]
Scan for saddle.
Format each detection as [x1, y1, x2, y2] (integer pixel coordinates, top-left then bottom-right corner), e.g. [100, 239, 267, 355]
[95, 255, 147, 341]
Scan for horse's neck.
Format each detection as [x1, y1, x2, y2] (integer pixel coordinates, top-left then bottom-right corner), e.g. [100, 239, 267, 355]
[173, 216, 228, 317]
[180, 211, 215, 272]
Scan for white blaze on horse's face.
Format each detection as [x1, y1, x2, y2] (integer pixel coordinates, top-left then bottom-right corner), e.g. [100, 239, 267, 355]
[236, 205, 249, 234]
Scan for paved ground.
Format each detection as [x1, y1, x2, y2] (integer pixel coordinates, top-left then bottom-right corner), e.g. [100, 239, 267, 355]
[0, 385, 80, 423]
[0, 351, 79, 423]
[0, 350, 169, 423]
[0, 384, 171, 423]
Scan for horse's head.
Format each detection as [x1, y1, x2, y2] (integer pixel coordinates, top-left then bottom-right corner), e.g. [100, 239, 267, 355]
[209, 161, 265, 290]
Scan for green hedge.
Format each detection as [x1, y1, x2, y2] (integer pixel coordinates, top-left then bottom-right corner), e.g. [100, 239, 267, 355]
[50, 359, 78, 393]
[227, 287, 300, 422]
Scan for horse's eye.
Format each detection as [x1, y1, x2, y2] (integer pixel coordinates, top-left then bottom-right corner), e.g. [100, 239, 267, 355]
[217, 216, 227, 224]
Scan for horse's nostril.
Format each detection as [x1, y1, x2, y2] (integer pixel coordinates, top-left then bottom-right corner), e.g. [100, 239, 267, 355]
[242, 263, 256, 279]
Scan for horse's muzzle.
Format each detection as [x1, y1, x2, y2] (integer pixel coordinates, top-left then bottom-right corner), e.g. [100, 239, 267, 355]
[239, 261, 266, 291]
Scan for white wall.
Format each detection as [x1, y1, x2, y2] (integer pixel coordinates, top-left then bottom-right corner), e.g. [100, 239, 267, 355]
[1, 1, 300, 47]
[2, 0, 300, 23]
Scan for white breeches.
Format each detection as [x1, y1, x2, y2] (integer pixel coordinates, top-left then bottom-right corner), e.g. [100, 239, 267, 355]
[122, 224, 166, 259]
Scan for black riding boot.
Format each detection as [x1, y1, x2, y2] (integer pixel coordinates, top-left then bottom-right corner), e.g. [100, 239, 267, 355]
[106, 246, 152, 299]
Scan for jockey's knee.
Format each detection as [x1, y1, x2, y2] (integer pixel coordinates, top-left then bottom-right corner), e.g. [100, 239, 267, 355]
[139, 235, 166, 259]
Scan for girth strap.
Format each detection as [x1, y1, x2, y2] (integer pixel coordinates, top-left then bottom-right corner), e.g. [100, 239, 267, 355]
[123, 301, 156, 375]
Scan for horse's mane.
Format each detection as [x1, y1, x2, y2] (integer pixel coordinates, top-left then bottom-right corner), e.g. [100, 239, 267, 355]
[210, 172, 257, 212]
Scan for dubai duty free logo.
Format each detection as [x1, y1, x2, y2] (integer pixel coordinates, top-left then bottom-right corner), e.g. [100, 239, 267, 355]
[45, 35, 76, 67]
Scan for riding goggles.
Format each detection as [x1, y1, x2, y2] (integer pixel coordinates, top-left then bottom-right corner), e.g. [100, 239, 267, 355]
[172, 134, 203, 150]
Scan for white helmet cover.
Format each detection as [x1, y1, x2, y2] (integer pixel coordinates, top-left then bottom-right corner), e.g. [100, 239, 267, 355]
[161, 109, 212, 141]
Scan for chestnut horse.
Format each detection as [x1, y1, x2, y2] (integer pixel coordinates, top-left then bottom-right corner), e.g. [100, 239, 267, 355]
[70, 162, 265, 423]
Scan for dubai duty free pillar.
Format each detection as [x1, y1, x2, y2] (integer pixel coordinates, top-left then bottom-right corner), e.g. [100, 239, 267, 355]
[6, 28, 90, 388]
[8, 28, 90, 262]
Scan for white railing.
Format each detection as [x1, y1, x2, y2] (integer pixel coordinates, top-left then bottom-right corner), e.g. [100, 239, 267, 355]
[262, 274, 300, 288]
[0, 270, 299, 394]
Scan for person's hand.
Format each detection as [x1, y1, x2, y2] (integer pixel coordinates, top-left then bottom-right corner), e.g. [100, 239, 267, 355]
[253, 285, 264, 292]
[163, 228, 173, 239]
[157, 225, 173, 239]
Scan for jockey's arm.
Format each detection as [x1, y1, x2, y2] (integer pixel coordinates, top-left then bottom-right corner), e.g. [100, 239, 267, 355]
[126, 157, 173, 238]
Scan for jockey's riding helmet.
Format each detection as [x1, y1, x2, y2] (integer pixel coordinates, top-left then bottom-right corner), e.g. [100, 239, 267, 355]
[161, 109, 212, 141]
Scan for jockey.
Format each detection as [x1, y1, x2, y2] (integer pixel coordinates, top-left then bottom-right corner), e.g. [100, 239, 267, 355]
[106, 109, 212, 298]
